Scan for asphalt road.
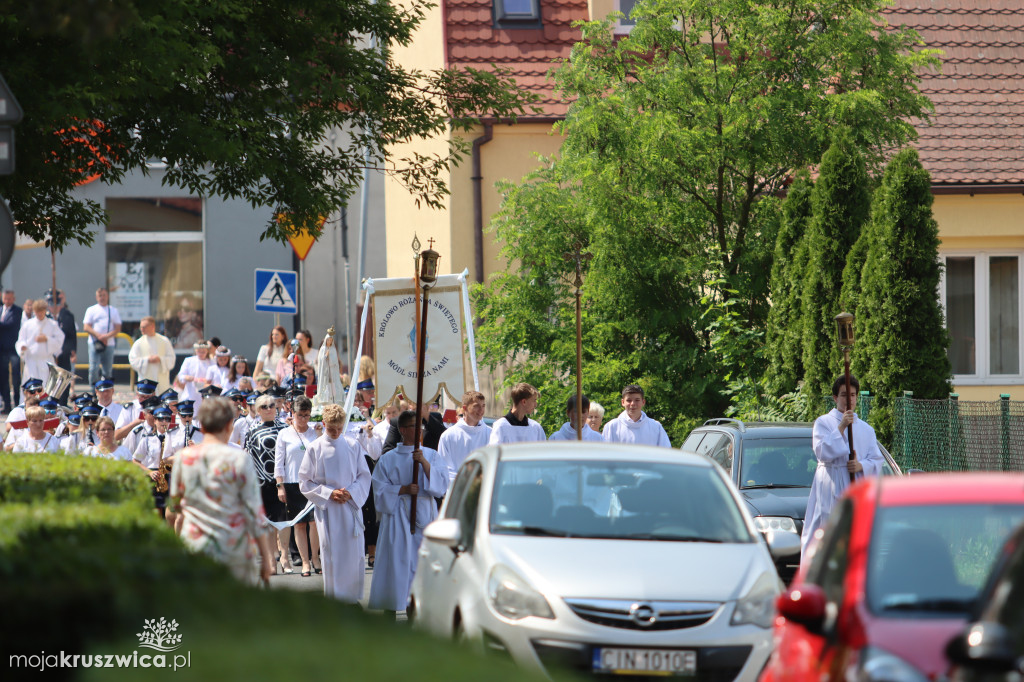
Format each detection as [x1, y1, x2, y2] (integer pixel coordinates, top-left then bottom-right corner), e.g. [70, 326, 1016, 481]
[268, 560, 407, 619]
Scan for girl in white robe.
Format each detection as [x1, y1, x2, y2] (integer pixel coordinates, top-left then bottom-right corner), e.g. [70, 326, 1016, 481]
[298, 408, 371, 603]
[367, 442, 448, 613]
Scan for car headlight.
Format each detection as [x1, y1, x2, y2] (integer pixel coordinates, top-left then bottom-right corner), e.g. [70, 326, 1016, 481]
[856, 646, 929, 682]
[753, 516, 798, 534]
[487, 564, 554, 620]
[730, 571, 778, 629]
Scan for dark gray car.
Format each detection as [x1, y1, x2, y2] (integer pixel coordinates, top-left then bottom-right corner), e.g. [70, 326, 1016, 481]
[681, 419, 902, 583]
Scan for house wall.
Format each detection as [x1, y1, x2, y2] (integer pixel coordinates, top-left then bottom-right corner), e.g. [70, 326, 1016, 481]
[935, 193, 1024, 400]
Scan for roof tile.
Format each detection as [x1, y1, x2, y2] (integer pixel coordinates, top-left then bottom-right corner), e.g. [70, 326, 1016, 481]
[445, 0, 587, 118]
[887, 0, 1024, 184]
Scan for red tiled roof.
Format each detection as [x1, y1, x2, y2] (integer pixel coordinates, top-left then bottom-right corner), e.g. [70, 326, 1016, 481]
[445, 0, 589, 119]
[885, 0, 1024, 185]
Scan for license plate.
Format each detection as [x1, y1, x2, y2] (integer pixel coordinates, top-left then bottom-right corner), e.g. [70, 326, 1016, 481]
[592, 647, 697, 676]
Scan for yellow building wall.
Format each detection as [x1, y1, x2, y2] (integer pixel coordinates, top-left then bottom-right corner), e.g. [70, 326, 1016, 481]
[384, 0, 449, 279]
[449, 123, 565, 280]
[934, 194, 1024, 250]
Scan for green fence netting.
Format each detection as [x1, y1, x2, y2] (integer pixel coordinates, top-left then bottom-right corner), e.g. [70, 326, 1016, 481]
[891, 393, 1024, 473]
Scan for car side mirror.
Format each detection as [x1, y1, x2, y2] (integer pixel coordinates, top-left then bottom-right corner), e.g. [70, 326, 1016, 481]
[424, 518, 463, 551]
[945, 622, 1019, 672]
[776, 584, 826, 632]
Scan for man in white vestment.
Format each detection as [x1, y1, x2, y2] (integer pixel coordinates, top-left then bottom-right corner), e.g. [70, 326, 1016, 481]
[299, 404, 371, 603]
[436, 391, 491, 482]
[488, 383, 545, 445]
[549, 394, 604, 442]
[16, 300, 64, 383]
[368, 409, 448, 615]
[602, 384, 671, 447]
[801, 375, 884, 561]
[128, 316, 176, 393]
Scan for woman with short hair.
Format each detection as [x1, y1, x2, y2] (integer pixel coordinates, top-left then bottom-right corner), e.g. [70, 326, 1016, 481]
[83, 416, 132, 460]
[169, 397, 273, 585]
[244, 394, 289, 573]
[6, 406, 60, 452]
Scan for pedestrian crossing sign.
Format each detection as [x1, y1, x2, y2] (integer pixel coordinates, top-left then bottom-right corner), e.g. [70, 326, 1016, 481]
[254, 269, 298, 314]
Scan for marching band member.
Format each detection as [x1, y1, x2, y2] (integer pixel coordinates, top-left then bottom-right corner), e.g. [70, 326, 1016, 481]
[6, 406, 61, 452]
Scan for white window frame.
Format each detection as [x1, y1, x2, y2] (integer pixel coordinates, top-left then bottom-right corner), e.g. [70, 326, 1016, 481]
[615, 0, 637, 34]
[939, 250, 1024, 384]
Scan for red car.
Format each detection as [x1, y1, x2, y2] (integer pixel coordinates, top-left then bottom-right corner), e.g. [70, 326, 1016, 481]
[760, 473, 1024, 682]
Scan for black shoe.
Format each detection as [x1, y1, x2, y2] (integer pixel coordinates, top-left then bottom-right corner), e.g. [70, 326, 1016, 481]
[291, 554, 302, 566]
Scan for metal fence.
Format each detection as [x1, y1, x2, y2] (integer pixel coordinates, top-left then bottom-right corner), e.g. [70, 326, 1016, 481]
[891, 392, 1024, 473]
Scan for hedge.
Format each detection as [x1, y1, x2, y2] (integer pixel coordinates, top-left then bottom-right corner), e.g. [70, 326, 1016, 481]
[0, 453, 152, 507]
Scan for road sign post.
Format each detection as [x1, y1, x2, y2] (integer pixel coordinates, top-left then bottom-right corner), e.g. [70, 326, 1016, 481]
[255, 269, 298, 315]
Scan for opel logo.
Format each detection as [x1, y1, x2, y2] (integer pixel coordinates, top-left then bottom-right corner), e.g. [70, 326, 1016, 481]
[629, 602, 658, 627]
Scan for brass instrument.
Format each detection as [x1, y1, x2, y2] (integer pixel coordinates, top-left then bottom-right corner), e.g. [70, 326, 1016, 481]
[154, 433, 172, 493]
[44, 362, 76, 401]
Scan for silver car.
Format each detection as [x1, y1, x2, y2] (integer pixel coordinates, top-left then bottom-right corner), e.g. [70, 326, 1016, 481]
[410, 443, 782, 680]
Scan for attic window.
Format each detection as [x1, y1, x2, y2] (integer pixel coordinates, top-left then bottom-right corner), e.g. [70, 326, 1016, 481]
[494, 0, 542, 28]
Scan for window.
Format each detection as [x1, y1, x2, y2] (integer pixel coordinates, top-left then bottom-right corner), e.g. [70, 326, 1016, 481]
[615, 0, 639, 33]
[941, 253, 1023, 382]
[106, 197, 204, 353]
[493, 0, 541, 28]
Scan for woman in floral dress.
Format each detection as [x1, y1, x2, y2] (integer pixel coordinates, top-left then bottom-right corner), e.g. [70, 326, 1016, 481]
[169, 397, 273, 585]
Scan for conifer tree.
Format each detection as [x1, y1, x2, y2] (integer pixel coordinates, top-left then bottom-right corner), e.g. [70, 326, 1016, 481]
[857, 148, 951, 434]
[801, 129, 871, 401]
[767, 171, 814, 394]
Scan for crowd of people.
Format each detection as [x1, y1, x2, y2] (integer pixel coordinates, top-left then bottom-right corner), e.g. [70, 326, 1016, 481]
[1, 300, 877, 619]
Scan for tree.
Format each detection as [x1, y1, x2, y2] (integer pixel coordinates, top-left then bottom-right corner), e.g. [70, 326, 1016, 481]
[801, 129, 870, 402]
[856, 148, 950, 435]
[766, 170, 814, 394]
[476, 0, 938, 440]
[0, 1, 536, 249]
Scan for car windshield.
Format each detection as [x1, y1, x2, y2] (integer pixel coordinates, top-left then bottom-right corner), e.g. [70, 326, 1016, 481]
[489, 460, 754, 543]
[867, 503, 1024, 617]
[738, 437, 816, 489]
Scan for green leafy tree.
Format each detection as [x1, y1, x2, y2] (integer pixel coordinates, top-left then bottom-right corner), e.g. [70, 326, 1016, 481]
[767, 171, 814, 394]
[801, 129, 870, 402]
[476, 0, 938, 439]
[0, 1, 536, 249]
[857, 148, 951, 437]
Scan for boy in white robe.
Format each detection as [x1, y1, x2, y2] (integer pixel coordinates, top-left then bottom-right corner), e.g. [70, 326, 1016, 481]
[437, 390, 491, 482]
[368, 409, 448, 615]
[549, 393, 604, 442]
[299, 404, 371, 603]
[801, 375, 884, 560]
[16, 300, 65, 382]
[602, 384, 671, 447]
[488, 382, 545, 445]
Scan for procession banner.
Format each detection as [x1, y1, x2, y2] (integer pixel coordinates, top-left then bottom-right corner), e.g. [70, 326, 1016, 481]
[372, 272, 474, 414]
